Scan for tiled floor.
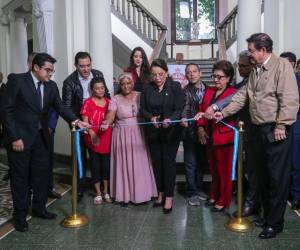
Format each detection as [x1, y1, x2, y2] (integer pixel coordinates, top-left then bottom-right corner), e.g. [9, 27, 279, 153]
[0, 192, 300, 250]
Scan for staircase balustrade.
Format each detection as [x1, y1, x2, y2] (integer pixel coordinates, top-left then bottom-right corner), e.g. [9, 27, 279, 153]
[217, 0, 265, 60]
[111, 0, 167, 50]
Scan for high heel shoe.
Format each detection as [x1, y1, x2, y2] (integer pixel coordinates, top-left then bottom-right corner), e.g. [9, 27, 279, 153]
[211, 206, 225, 212]
[205, 200, 216, 207]
[153, 197, 165, 208]
[163, 197, 173, 214]
[163, 207, 173, 214]
[153, 201, 163, 208]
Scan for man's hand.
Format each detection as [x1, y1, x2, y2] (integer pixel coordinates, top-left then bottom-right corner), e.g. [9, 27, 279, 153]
[204, 106, 215, 120]
[213, 112, 224, 123]
[151, 116, 160, 128]
[194, 112, 204, 121]
[180, 118, 189, 127]
[48, 128, 53, 135]
[198, 127, 209, 145]
[75, 120, 90, 129]
[12, 139, 24, 152]
[274, 127, 287, 141]
[162, 118, 171, 128]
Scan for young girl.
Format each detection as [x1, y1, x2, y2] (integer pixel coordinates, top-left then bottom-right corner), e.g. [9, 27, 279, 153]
[80, 77, 112, 205]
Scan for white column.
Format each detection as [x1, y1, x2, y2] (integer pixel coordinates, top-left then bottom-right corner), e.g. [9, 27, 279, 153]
[33, 0, 54, 55]
[72, 0, 88, 52]
[264, 0, 284, 54]
[0, 12, 10, 77]
[9, 13, 28, 73]
[283, 0, 300, 58]
[88, 0, 114, 94]
[237, 0, 261, 54]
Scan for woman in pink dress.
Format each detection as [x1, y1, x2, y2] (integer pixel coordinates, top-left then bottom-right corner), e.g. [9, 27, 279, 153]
[100, 73, 157, 206]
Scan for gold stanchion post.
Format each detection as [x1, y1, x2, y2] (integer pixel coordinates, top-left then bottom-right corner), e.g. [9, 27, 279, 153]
[62, 123, 89, 228]
[225, 121, 253, 232]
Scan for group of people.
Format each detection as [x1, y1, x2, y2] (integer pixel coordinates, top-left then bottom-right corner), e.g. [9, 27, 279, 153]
[0, 32, 299, 240]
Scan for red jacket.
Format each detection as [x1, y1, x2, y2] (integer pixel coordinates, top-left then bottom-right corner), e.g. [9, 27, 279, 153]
[197, 86, 237, 146]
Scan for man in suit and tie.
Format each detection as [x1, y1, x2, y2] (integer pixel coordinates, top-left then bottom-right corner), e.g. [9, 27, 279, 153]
[1, 53, 88, 232]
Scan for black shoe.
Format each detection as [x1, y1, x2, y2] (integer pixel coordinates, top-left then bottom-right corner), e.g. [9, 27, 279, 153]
[258, 226, 283, 239]
[205, 200, 216, 207]
[14, 219, 28, 232]
[48, 190, 62, 199]
[291, 200, 300, 210]
[163, 207, 172, 214]
[153, 201, 163, 208]
[120, 202, 128, 208]
[211, 206, 225, 212]
[233, 206, 260, 217]
[77, 192, 84, 202]
[253, 218, 266, 228]
[32, 210, 57, 220]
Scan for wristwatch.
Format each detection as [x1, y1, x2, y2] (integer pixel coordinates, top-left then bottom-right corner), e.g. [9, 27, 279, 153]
[212, 104, 219, 112]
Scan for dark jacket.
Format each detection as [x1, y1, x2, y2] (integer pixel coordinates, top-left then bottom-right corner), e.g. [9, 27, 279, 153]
[0, 82, 6, 124]
[62, 69, 104, 117]
[140, 78, 185, 142]
[181, 82, 206, 142]
[1, 72, 77, 149]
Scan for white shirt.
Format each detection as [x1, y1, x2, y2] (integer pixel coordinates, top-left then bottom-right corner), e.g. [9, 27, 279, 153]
[31, 71, 44, 108]
[78, 72, 93, 100]
[256, 54, 272, 80]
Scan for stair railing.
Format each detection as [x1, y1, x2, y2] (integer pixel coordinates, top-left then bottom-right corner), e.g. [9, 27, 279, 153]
[217, 6, 238, 60]
[111, 0, 168, 61]
[217, 0, 265, 60]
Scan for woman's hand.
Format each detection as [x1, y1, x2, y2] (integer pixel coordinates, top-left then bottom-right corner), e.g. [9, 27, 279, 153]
[194, 112, 204, 121]
[151, 116, 160, 128]
[89, 130, 99, 145]
[162, 118, 172, 128]
[198, 127, 209, 145]
[100, 120, 110, 131]
[213, 112, 224, 123]
[180, 118, 189, 127]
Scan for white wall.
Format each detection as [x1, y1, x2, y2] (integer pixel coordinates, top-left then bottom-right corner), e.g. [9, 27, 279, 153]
[137, 0, 163, 23]
[167, 44, 217, 60]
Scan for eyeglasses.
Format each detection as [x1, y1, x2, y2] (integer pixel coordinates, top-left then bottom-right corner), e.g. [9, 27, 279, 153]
[211, 74, 226, 80]
[247, 48, 259, 55]
[41, 67, 55, 74]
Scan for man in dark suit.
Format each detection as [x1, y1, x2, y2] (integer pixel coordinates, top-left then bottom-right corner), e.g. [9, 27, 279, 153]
[0, 71, 6, 147]
[1, 53, 88, 232]
[62, 51, 106, 201]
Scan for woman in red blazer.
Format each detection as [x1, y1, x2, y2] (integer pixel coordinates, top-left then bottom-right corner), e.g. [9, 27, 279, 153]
[197, 60, 237, 212]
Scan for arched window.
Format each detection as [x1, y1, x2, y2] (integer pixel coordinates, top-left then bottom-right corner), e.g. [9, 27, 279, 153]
[171, 0, 219, 44]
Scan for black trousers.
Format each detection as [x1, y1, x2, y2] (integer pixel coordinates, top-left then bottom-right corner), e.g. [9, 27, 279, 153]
[48, 132, 55, 192]
[251, 124, 292, 229]
[148, 139, 180, 197]
[88, 149, 110, 184]
[244, 124, 261, 209]
[7, 132, 49, 220]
